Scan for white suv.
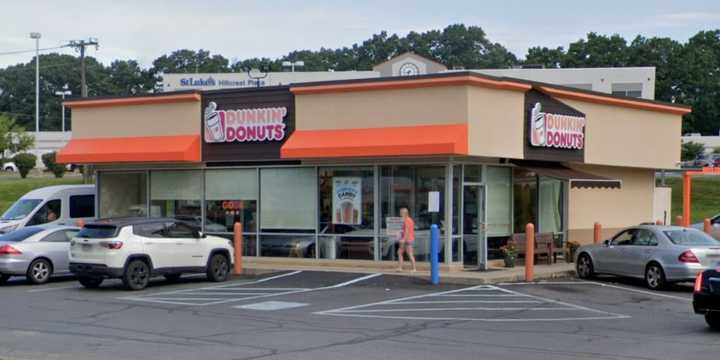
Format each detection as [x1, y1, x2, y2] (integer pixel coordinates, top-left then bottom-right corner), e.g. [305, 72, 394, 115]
[69, 218, 234, 290]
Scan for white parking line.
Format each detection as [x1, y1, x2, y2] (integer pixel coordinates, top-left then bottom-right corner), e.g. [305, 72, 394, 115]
[27, 285, 79, 293]
[498, 280, 692, 302]
[316, 284, 630, 322]
[119, 271, 384, 306]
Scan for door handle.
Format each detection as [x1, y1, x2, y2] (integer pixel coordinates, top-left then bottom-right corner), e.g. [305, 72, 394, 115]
[175, 242, 184, 245]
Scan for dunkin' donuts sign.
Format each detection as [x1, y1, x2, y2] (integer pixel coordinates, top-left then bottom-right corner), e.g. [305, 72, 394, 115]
[204, 101, 287, 143]
[529, 102, 586, 150]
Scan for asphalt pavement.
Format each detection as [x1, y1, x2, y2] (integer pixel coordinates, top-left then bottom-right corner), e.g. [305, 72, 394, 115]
[0, 271, 717, 360]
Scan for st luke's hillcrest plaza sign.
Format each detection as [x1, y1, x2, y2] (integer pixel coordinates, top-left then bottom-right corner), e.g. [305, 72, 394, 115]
[204, 101, 288, 143]
[529, 102, 586, 150]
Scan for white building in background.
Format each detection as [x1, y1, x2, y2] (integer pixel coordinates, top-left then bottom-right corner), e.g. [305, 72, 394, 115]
[3, 131, 71, 170]
[160, 52, 657, 100]
[473, 67, 656, 100]
[682, 134, 720, 154]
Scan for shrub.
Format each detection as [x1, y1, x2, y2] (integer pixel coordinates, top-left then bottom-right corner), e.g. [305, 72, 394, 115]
[13, 153, 37, 179]
[41, 152, 65, 178]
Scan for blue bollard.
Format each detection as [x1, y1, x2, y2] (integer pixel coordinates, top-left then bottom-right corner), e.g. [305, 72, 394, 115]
[430, 224, 440, 285]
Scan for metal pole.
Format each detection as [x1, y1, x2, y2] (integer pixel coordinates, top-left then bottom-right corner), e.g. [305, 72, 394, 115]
[430, 224, 440, 285]
[35, 37, 39, 133]
[61, 94, 65, 132]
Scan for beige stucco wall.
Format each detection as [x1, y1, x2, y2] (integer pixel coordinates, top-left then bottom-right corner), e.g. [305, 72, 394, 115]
[467, 87, 525, 159]
[294, 86, 469, 130]
[562, 99, 682, 169]
[71, 101, 201, 139]
[567, 164, 656, 244]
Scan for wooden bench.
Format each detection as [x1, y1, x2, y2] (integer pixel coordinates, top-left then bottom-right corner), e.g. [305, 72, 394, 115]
[510, 233, 564, 265]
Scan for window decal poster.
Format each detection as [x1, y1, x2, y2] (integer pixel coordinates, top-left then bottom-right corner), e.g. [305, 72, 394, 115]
[332, 177, 362, 225]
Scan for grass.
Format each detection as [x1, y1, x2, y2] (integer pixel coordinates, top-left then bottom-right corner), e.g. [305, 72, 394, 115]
[660, 175, 720, 223]
[0, 173, 84, 214]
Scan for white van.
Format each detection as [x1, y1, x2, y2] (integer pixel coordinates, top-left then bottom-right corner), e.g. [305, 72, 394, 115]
[0, 185, 96, 233]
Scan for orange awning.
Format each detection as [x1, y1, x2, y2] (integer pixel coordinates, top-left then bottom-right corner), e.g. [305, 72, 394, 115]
[57, 135, 201, 164]
[281, 124, 468, 159]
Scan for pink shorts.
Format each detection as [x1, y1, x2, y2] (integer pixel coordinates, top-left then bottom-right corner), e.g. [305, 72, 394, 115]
[399, 240, 415, 248]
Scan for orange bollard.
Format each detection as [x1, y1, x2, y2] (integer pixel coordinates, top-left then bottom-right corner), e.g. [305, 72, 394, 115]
[704, 218, 712, 234]
[676, 215, 684, 226]
[76, 219, 85, 228]
[593, 223, 602, 244]
[525, 223, 535, 282]
[233, 222, 243, 275]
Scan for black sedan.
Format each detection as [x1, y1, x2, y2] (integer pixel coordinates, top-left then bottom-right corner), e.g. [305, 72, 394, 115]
[693, 268, 720, 330]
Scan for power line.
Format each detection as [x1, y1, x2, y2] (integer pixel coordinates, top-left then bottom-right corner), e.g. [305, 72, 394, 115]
[0, 45, 69, 56]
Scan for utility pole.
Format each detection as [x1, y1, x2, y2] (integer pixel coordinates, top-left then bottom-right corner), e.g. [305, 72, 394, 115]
[66, 38, 99, 97]
[30, 32, 41, 133]
[66, 38, 98, 184]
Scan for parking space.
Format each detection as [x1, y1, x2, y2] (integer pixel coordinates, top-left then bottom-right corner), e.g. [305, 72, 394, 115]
[316, 284, 629, 321]
[0, 271, 716, 360]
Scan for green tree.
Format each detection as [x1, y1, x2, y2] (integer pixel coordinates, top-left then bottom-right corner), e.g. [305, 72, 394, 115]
[13, 153, 36, 178]
[41, 152, 65, 178]
[682, 141, 705, 161]
[563, 33, 629, 67]
[673, 30, 720, 134]
[152, 49, 230, 74]
[0, 114, 34, 160]
[524, 46, 566, 68]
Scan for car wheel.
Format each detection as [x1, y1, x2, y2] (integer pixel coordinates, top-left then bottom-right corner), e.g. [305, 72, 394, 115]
[207, 253, 230, 282]
[706, 312, 720, 330]
[0, 274, 10, 284]
[576, 253, 595, 279]
[27, 259, 52, 285]
[164, 273, 182, 282]
[78, 276, 104, 289]
[122, 259, 150, 290]
[645, 263, 666, 290]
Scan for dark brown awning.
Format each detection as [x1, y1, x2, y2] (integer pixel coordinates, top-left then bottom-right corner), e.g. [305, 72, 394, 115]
[514, 162, 622, 189]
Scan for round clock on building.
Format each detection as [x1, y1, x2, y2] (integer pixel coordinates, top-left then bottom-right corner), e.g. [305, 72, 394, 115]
[398, 62, 420, 76]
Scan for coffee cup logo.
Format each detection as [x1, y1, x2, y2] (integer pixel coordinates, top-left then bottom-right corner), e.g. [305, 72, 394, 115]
[530, 102, 545, 146]
[204, 101, 225, 143]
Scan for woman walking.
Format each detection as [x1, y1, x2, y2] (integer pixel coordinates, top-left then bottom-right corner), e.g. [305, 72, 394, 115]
[397, 207, 417, 272]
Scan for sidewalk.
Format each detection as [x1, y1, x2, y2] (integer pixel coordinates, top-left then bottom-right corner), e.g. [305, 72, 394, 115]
[240, 257, 576, 285]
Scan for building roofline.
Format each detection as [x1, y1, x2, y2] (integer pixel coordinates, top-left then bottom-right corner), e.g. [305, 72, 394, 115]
[289, 70, 690, 115]
[64, 90, 202, 109]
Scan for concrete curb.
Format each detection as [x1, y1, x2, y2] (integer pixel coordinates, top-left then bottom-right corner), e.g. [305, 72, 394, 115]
[232, 265, 577, 286]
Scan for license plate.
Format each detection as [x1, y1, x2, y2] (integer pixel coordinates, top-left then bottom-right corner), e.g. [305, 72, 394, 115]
[81, 244, 92, 251]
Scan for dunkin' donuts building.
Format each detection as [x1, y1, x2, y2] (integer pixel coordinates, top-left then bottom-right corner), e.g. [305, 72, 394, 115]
[57, 71, 690, 269]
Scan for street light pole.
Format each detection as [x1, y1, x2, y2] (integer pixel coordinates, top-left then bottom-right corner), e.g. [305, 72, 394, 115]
[30, 32, 41, 133]
[54, 85, 72, 132]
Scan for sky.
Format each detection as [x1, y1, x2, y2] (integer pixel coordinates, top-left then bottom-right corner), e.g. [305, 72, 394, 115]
[1, 0, 719, 69]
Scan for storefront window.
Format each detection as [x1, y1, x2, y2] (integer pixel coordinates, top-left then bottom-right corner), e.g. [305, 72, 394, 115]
[380, 166, 445, 262]
[487, 167, 512, 236]
[99, 172, 147, 218]
[205, 169, 258, 234]
[318, 167, 374, 260]
[513, 168, 537, 233]
[260, 167, 316, 232]
[539, 176, 565, 245]
[150, 170, 202, 222]
[259, 167, 317, 258]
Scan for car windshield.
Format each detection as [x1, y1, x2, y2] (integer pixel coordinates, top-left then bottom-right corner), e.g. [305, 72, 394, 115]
[76, 224, 119, 239]
[0, 227, 44, 242]
[0, 199, 42, 221]
[663, 229, 720, 246]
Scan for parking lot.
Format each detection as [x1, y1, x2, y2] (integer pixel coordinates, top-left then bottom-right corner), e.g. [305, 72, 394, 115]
[0, 271, 717, 360]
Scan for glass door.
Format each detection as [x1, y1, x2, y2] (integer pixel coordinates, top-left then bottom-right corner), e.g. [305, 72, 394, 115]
[462, 184, 487, 269]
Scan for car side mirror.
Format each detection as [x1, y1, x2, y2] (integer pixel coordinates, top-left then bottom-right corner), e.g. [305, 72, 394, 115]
[603, 239, 611, 247]
[193, 230, 206, 239]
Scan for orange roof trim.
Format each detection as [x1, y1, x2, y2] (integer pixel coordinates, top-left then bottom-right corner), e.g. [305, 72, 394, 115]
[281, 124, 468, 159]
[65, 93, 201, 109]
[290, 76, 531, 95]
[538, 86, 691, 115]
[57, 135, 201, 164]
